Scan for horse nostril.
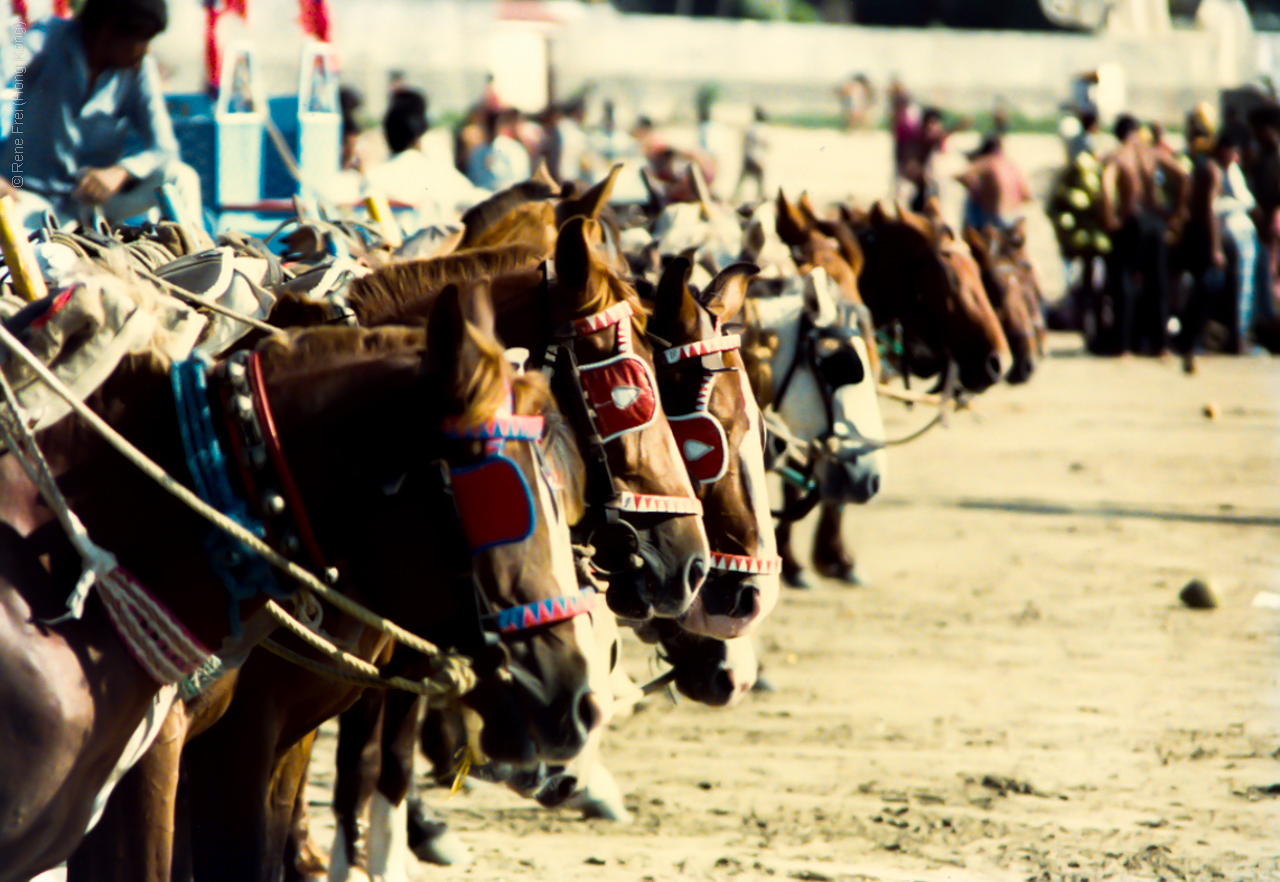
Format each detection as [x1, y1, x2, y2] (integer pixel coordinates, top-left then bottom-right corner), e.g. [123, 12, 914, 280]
[866, 473, 881, 497]
[536, 773, 578, 808]
[985, 353, 1004, 382]
[575, 688, 602, 737]
[732, 583, 761, 621]
[712, 669, 737, 706]
[684, 555, 708, 594]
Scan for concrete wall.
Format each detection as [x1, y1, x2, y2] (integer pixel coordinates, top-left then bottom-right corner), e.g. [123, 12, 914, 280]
[149, 1, 1258, 125]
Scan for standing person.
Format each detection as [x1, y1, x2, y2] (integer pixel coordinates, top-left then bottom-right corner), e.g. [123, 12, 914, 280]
[957, 135, 1031, 235]
[837, 74, 874, 132]
[363, 88, 486, 230]
[1174, 130, 1240, 370]
[901, 107, 952, 213]
[466, 107, 531, 192]
[1099, 113, 1188, 355]
[1247, 104, 1280, 346]
[731, 106, 769, 205]
[0, 0, 203, 231]
[889, 79, 921, 201]
[1066, 109, 1102, 164]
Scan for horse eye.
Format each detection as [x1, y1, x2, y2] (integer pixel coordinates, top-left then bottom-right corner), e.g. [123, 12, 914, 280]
[816, 347, 865, 389]
[816, 337, 841, 357]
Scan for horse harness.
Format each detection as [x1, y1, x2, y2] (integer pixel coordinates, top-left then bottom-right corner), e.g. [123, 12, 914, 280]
[654, 327, 782, 577]
[546, 299, 703, 577]
[171, 349, 595, 689]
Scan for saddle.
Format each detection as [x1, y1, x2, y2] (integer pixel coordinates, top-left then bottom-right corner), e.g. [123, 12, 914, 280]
[153, 247, 276, 357]
[1, 272, 205, 435]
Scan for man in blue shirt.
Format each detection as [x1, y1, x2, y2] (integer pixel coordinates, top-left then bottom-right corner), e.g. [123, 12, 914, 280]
[2, 0, 202, 230]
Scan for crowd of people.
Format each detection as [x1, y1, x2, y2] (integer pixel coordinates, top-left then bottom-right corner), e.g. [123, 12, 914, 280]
[1050, 100, 1278, 368]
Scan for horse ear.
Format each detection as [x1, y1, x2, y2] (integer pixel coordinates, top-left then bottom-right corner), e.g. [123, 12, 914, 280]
[803, 267, 838, 327]
[651, 255, 699, 341]
[963, 225, 991, 264]
[555, 216, 597, 292]
[427, 283, 477, 390]
[558, 164, 623, 226]
[774, 190, 808, 248]
[869, 201, 891, 227]
[529, 158, 559, 192]
[700, 262, 758, 325]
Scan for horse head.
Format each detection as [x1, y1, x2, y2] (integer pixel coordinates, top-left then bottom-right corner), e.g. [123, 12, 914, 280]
[257, 287, 600, 766]
[856, 203, 1010, 393]
[550, 216, 711, 621]
[963, 225, 1039, 384]
[648, 256, 780, 639]
[749, 267, 887, 505]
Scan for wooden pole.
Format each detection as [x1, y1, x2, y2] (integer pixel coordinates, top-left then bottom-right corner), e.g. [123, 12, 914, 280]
[0, 195, 47, 303]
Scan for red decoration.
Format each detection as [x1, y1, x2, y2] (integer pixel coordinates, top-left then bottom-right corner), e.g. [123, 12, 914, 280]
[298, 0, 330, 42]
[52, 0, 68, 17]
[11, 0, 29, 27]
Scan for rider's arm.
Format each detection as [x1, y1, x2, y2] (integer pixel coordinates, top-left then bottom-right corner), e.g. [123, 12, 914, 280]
[115, 54, 180, 183]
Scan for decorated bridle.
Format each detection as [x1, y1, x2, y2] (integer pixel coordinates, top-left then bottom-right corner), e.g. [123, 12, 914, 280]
[171, 350, 595, 653]
[547, 299, 704, 575]
[658, 330, 782, 578]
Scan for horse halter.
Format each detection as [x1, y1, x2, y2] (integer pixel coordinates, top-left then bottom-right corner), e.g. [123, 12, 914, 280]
[439, 396, 597, 636]
[658, 332, 782, 578]
[549, 299, 703, 574]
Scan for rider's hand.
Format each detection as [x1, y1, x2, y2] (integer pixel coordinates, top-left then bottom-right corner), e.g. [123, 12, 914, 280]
[73, 166, 131, 205]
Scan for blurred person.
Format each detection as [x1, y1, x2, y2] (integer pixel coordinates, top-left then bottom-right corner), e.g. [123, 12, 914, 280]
[1174, 128, 1235, 368]
[1247, 104, 1280, 345]
[900, 107, 954, 213]
[0, 0, 203, 230]
[338, 85, 364, 172]
[364, 88, 486, 230]
[732, 106, 769, 205]
[889, 79, 921, 198]
[957, 135, 1031, 235]
[466, 107, 531, 192]
[1099, 113, 1188, 355]
[837, 73, 875, 132]
[1066, 108, 1102, 164]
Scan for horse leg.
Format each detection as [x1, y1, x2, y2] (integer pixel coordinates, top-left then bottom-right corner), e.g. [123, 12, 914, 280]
[775, 484, 809, 589]
[363, 692, 419, 882]
[184, 710, 281, 882]
[65, 703, 188, 882]
[330, 688, 386, 882]
[280, 733, 326, 882]
[811, 502, 859, 584]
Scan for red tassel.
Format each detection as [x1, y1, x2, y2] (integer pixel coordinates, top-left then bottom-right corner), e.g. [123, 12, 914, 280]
[298, 0, 330, 42]
[205, 4, 223, 94]
[51, 0, 69, 16]
[11, 0, 28, 27]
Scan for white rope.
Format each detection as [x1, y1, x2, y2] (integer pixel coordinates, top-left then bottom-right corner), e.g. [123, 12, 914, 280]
[0, 320, 466, 678]
[0, 349, 212, 684]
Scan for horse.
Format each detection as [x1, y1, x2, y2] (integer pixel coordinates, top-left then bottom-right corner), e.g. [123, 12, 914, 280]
[745, 267, 888, 588]
[962, 223, 1044, 384]
[62, 282, 605, 882]
[0, 260, 599, 880]
[647, 255, 781, 638]
[848, 202, 1010, 395]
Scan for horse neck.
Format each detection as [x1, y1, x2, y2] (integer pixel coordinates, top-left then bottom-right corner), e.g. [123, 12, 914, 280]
[32, 362, 247, 653]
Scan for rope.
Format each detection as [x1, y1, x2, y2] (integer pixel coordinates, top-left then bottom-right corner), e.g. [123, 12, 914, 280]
[0, 321, 470, 684]
[135, 266, 287, 339]
[0, 346, 213, 683]
[260, 599, 475, 702]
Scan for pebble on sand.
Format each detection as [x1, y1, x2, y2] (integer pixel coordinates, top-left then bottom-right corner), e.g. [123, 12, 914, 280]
[1179, 578, 1217, 610]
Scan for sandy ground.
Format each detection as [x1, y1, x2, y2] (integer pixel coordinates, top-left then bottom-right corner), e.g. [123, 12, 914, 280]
[298, 132, 1280, 882]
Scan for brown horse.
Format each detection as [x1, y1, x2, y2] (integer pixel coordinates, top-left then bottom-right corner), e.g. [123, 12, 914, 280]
[648, 256, 781, 638]
[1, 277, 578, 879]
[963, 223, 1044, 384]
[850, 202, 1010, 394]
[63, 283, 604, 882]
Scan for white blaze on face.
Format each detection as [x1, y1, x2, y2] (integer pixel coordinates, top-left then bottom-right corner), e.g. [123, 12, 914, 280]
[829, 336, 888, 484]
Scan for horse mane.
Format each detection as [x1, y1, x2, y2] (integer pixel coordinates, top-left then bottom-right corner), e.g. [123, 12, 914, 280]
[565, 233, 651, 334]
[459, 180, 559, 249]
[256, 325, 427, 380]
[347, 244, 546, 327]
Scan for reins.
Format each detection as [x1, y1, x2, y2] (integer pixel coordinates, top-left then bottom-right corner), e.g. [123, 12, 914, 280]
[0, 320, 478, 701]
